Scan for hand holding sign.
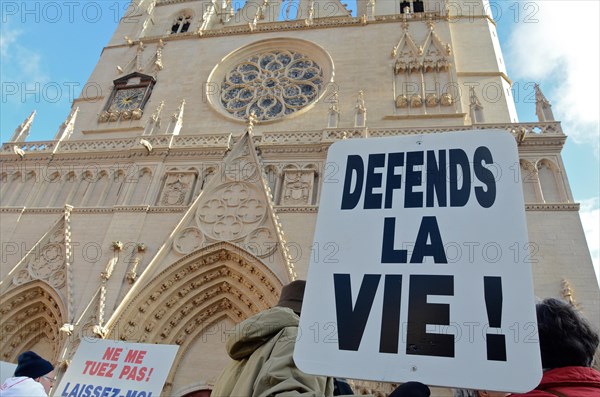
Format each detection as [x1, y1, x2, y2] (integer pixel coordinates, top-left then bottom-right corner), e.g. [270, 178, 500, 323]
[294, 130, 542, 393]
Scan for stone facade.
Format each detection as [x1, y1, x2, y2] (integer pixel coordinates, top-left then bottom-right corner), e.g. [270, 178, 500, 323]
[1, 0, 598, 396]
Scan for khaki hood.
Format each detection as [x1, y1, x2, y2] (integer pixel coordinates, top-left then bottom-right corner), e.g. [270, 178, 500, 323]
[226, 306, 299, 360]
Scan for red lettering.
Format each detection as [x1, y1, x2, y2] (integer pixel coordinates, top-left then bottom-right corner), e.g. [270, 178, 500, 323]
[105, 363, 117, 378]
[136, 367, 147, 381]
[83, 360, 94, 375]
[119, 365, 131, 380]
[97, 362, 109, 377]
[101, 347, 123, 361]
[124, 349, 146, 364]
[136, 351, 146, 364]
[126, 366, 138, 381]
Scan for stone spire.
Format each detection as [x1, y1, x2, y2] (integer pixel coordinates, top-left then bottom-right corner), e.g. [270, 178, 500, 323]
[143, 101, 165, 136]
[354, 90, 366, 127]
[535, 83, 555, 122]
[327, 91, 340, 128]
[10, 110, 35, 142]
[469, 86, 484, 123]
[166, 99, 186, 135]
[54, 107, 79, 141]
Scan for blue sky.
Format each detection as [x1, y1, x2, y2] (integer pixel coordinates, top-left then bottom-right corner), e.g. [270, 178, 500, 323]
[1, 0, 598, 283]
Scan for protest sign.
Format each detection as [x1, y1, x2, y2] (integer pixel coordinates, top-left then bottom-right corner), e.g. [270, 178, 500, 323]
[294, 130, 542, 392]
[1, 361, 17, 384]
[55, 339, 178, 397]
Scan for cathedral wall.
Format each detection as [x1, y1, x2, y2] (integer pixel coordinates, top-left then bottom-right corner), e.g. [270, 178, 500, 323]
[526, 210, 600, 327]
[0, 212, 62, 279]
[276, 212, 318, 277]
[141, 1, 209, 38]
[450, 20, 503, 71]
[73, 18, 519, 140]
[67, 211, 187, 320]
[455, 75, 515, 123]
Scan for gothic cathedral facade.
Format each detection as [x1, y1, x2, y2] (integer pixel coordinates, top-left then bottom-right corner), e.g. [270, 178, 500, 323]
[1, 0, 598, 395]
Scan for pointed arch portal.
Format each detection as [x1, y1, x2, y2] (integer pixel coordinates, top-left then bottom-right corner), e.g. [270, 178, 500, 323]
[109, 242, 284, 394]
[0, 281, 66, 363]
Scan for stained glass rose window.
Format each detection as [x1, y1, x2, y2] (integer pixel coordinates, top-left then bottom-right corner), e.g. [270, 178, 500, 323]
[207, 39, 334, 122]
[220, 50, 324, 121]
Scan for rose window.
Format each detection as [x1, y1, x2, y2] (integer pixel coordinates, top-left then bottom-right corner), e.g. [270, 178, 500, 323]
[220, 50, 324, 121]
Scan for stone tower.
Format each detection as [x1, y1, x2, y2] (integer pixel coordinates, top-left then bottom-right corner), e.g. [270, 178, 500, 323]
[1, 0, 597, 395]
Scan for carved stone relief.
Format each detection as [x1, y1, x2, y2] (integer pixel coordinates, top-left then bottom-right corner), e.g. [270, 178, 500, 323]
[392, 21, 455, 113]
[112, 244, 281, 345]
[160, 171, 197, 206]
[281, 170, 314, 206]
[173, 227, 205, 255]
[1, 287, 63, 362]
[14, 228, 66, 289]
[244, 227, 278, 258]
[220, 50, 324, 121]
[196, 182, 266, 241]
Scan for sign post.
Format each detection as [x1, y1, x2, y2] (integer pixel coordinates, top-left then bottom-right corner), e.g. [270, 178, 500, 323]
[55, 339, 178, 397]
[294, 130, 542, 393]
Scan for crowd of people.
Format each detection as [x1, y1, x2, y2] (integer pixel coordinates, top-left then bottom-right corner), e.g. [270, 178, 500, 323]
[2, 281, 598, 397]
[210, 281, 599, 397]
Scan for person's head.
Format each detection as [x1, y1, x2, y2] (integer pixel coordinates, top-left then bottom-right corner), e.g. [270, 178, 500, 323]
[453, 389, 509, 397]
[389, 382, 430, 397]
[536, 297, 599, 368]
[276, 280, 306, 315]
[14, 351, 55, 393]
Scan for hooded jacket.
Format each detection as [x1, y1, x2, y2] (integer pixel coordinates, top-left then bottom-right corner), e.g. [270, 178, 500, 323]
[509, 366, 600, 397]
[0, 376, 48, 397]
[211, 306, 336, 397]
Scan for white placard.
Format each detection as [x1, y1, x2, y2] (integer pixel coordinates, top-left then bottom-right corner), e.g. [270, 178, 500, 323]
[1, 361, 17, 384]
[294, 130, 542, 393]
[55, 339, 178, 397]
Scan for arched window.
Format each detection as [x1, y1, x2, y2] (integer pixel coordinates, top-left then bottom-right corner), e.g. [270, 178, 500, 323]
[16, 171, 37, 207]
[104, 170, 126, 206]
[129, 168, 153, 205]
[53, 172, 77, 207]
[537, 160, 563, 203]
[70, 172, 94, 207]
[264, 166, 279, 201]
[38, 172, 61, 207]
[520, 160, 540, 203]
[0, 173, 8, 204]
[171, 12, 192, 34]
[84, 171, 109, 207]
[5, 172, 23, 206]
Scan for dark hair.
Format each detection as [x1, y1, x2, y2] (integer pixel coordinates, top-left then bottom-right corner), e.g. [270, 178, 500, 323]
[537, 298, 599, 368]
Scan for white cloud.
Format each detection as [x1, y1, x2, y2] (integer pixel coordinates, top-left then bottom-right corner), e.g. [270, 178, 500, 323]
[579, 198, 600, 287]
[0, 26, 21, 57]
[506, 1, 599, 150]
[0, 22, 49, 86]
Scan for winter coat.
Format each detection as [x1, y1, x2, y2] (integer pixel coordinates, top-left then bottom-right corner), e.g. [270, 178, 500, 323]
[510, 366, 600, 397]
[211, 306, 344, 397]
[0, 377, 48, 397]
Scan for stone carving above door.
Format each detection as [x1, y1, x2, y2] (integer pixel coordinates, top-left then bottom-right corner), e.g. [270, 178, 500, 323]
[196, 182, 266, 241]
